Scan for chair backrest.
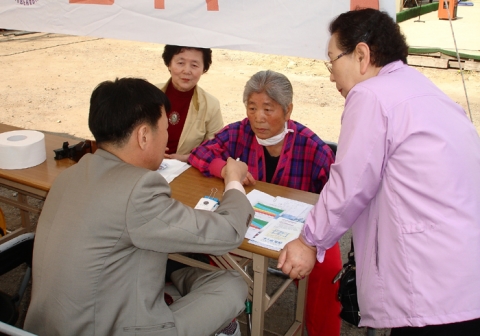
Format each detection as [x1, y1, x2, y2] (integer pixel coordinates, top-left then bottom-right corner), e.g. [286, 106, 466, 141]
[0, 320, 37, 336]
[0, 233, 35, 327]
[0, 233, 34, 277]
[324, 141, 338, 155]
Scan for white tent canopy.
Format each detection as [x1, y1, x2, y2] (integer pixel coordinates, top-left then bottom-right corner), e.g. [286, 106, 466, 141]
[0, 0, 395, 59]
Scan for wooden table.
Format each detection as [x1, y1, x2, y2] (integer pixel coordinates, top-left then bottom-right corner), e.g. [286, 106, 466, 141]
[0, 124, 76, 243]
[0, 123, 319, 335]
[170, 167, 319, 336]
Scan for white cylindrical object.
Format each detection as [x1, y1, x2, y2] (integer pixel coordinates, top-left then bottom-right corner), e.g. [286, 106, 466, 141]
[0, 130, 47, 169]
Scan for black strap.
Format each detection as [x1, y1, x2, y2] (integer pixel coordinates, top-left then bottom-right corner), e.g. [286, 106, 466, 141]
[348, 238, 355, 265]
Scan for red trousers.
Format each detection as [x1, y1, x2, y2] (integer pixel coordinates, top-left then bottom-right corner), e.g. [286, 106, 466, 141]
[305, 242, 342, 336]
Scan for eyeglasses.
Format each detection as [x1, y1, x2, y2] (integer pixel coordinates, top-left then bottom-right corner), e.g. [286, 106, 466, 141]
[324, 52, 348, 73]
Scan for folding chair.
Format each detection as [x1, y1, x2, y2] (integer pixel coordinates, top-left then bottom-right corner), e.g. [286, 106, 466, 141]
[0, 232, 34, 327]
[324, 140, 338, 155]
[0, 321, 36, 336]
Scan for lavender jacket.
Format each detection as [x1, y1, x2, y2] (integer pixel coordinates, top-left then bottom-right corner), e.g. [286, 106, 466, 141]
[302, 61, 480, 328]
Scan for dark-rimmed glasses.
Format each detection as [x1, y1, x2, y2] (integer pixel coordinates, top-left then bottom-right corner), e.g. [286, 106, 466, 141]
[324, 52, 348, 73]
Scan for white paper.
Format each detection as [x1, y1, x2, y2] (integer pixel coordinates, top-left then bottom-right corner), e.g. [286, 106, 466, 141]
[271, 197, 314, 223]
[245, 189, 313, 248]
[246, 189, 276, 206]
[156, 159, 190, 183]
[245, 190, 277, 238]
[249, 217, 304, 251]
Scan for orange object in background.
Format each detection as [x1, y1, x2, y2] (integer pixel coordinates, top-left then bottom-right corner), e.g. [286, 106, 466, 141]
[350, 0, 379, 10]
[0, 208, 6, 237]
[438, 0, 458, 20]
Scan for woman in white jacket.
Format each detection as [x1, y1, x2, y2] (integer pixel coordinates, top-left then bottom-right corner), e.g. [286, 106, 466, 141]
[157, 45, 224, 162]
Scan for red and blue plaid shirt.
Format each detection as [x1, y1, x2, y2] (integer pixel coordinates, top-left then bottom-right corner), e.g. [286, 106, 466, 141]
[189, 119, 334, 194]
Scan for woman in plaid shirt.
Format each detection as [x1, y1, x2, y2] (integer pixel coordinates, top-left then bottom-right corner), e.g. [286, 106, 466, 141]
[189, 70, 343, 336]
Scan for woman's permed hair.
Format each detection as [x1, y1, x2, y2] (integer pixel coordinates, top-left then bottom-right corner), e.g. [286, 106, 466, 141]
[329, 8, 409, 66]
[162, 45, 213, 73]
[243, 70, 293, 114]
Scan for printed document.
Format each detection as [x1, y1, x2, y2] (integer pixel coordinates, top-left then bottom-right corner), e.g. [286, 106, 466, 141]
[246, 189, 313, 251]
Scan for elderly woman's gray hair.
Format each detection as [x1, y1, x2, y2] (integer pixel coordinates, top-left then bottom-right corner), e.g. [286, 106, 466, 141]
[243, 70, 293, 114]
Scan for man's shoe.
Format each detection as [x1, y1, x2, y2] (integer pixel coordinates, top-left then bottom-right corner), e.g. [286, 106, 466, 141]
[215, 319, 241, 336]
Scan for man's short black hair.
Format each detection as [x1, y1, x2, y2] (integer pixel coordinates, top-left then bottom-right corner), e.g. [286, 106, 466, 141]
[88, 78, 171, 146]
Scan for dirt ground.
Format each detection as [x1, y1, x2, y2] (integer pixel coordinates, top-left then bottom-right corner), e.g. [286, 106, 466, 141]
[1, 32, 479, 141]
[1, 31, 480, 336]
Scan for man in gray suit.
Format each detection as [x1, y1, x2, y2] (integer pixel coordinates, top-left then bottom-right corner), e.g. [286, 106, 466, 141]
[24, 78, 254, 336]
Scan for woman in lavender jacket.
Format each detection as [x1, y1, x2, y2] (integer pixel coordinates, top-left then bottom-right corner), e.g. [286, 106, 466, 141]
[278, 8, 480, 336]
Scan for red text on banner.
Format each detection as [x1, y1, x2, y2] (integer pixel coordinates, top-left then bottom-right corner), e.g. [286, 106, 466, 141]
[69, 0, 219, 10]
[69, 0, 114, 4]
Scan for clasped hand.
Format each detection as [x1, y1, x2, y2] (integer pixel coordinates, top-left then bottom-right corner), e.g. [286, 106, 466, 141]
[277, 237, 317, 279]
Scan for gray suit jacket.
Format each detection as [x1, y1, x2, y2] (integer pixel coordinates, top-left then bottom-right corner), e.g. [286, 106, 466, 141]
[24, 149, 253, 335]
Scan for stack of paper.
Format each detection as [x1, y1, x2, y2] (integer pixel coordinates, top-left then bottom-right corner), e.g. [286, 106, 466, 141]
[245, 190, 313, 251]
[157, 159, 190, 183]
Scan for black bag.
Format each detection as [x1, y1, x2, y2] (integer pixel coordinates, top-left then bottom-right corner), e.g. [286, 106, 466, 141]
[333, 239, 361, 326]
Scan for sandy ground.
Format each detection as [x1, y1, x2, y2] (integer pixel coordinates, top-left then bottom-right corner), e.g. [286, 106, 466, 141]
[1, 30, 479, 336]
[1, 32, 479, 142]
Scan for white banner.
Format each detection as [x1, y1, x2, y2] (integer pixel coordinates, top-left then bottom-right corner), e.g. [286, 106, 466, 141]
[0, 0, 395, 59]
